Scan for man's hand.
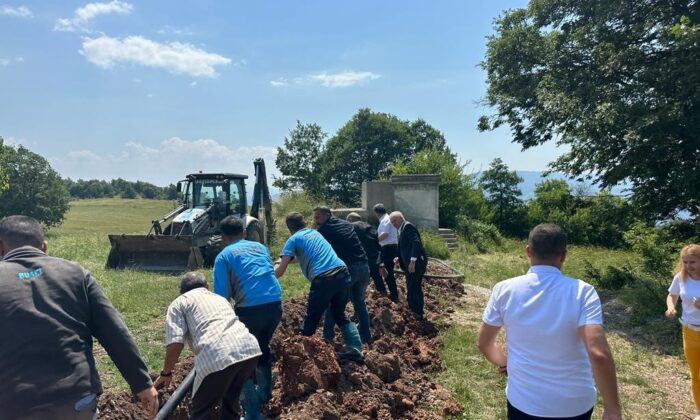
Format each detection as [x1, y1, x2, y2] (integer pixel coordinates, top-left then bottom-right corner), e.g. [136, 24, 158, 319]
[136, 386, 158, 419]
[154, 374, 172, 389]
[408, 261, 416, 273]
[665, 308, 677, 319]
[694, 297, 700, 309]
[379, 267, 388, 278]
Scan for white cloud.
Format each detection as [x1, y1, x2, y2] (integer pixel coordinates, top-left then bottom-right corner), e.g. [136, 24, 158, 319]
[156, 25, 194, 37]
[189, 81, 197, 87]
[49, 137, 279, 186]
[270, 77, 288, 87]
[0, 56, 24, 66]
[54, 0, 132, 32]
[0, 5, 32, 18]
[311, 71, 380, 87]
[80, 35, 232, 77]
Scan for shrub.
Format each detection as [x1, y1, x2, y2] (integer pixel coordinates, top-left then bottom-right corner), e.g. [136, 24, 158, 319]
[421, 230, 451, 260]
[455, 216, 503, 253]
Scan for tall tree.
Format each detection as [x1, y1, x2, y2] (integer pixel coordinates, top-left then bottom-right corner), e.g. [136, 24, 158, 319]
[479, 158, 526, 236]
[273, 121, 326, 196]
[320, 108, 449, 205]
[0, 142, 70, 227]
[0, 137, 9, 194]
[479, 0, 700, 219]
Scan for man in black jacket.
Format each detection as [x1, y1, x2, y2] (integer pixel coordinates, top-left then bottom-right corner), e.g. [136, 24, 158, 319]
[0, 215, 158, 419]
[345, 212, 385, 297]
[379, 211, 428, 319]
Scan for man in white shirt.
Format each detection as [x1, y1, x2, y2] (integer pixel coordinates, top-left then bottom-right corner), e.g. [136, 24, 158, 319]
[477, 224, 622, 420]
[154, 272, 261, 420]
[373, 203, 399, 302]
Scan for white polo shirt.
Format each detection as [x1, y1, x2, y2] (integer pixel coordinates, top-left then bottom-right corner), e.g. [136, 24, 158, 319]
[377, 213, 398, 246]
[668, 274, 700, 325]
[482, 265, 602, 417]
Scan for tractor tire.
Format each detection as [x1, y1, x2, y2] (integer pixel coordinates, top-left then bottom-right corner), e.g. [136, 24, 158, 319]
[246, 220, 264, 244]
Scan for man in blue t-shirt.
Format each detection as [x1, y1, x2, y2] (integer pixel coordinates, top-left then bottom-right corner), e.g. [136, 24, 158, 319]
[213, 216, 282, 420]
[274, 212, 363, 362]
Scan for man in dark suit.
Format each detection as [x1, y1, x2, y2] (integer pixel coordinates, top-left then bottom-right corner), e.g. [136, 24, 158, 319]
[346, 212, 384, 297]
[379, 211, 427, 319]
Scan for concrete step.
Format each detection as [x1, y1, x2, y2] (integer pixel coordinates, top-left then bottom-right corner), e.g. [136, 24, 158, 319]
[438, 228, 455, 234]
[439, 234, 457, 240]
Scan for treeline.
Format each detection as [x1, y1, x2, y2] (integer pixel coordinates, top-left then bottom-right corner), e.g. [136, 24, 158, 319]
[63, 178, 178, 200]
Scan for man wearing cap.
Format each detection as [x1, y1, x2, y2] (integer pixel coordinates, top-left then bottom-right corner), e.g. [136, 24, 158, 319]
[373, 203, 400, 302]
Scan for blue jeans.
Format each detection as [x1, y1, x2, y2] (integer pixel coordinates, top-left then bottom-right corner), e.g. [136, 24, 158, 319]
[324, 261, 371, 343]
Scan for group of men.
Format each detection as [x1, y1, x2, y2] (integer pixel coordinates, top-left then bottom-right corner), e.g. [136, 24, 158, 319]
[0, 202, 429, 420]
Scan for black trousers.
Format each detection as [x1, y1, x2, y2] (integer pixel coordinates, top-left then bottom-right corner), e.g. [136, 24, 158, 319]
[301, 269, 351, 336]
[190, 357, 259, 420]
[236, 301, 282, 367]
[378, 244, 399, 300]
[507, 401, 593, 420]
[405, 263, 425, 318]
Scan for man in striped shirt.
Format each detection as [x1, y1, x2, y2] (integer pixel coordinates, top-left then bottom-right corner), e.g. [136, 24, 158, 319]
[154, 272, 261, 420]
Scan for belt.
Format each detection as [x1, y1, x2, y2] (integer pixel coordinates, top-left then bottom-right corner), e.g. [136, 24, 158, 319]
[680, 319, 700, 332]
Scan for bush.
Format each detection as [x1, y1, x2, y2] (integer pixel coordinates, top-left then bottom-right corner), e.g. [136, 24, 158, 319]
[455, 216, 503, 253]
[421, 230, 451, 260]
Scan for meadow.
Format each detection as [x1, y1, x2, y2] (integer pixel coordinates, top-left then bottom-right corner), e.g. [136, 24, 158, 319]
[47, 198, 693, 419]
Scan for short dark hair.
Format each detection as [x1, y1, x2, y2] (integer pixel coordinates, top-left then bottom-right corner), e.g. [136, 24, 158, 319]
[0, 215, 45, 249]
[180, 271, 208, 294]
[528, 224, 567, 260]
[286, 212, 306, 232]
[373, 203, 387, 215]
[220, 216, 244, 237]
[312, 206, 332, 216]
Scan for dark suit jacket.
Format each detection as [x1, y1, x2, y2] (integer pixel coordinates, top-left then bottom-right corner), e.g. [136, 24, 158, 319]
[351, 221, 381, 264]
[395, 221, 427, 271]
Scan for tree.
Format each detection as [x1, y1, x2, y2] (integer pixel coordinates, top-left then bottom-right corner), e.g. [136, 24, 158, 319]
[0, 142, 70, 227]
[320, 109, 449, 204]
[273, 121, 326, 196]
[479, 158, 526, 236]
[0, 137, 9, 194]
[391, 148, 488, 228]
[479, 0, 700, 219]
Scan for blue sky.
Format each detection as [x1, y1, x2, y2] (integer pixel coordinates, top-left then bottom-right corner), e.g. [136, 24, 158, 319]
[0, 0, 565, 187]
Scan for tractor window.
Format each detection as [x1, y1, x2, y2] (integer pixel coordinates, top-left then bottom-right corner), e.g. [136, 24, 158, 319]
[228, 180, 244, 214]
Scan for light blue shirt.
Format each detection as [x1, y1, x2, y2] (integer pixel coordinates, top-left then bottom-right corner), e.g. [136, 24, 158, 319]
[213, 239, 282, 308]
[280, 228, 346, 281]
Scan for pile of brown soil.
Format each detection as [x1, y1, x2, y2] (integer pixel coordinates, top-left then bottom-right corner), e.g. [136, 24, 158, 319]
[99, 262, 465, 419]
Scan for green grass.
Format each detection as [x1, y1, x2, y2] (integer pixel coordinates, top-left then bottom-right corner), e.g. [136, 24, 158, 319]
[46, 198, 307, 391]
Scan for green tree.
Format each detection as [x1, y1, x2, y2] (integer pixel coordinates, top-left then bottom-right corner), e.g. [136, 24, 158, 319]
[0, 142, 70, 227]
[391, 148, 487, 228]
[273, 121, 326, 196]
[321, 109, 449, 204]
[479, 158, 526, 236]
[479, 1, 700, 219]
[0, 137, 9, 194]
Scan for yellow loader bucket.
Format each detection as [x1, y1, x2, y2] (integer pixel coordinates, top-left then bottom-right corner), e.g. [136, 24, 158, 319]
[106, 234, 204, 272]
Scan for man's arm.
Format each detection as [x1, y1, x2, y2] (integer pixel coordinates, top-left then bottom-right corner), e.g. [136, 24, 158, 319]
[212, 255, 231, 300]
[153, 343, 184, 389]
[477, 323, 507, 374]
[377, 231, 389, 242]
[579, 324, 622, 419]
[275, 255, 292, 278]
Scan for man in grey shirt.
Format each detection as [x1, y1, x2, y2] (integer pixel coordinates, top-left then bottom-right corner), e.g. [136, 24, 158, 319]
[0, 215, 157, 419]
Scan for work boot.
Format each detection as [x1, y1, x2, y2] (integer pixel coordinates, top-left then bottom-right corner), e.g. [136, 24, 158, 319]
[338, 322, 364, 362]
[255, 365, 273, 403]
[240, 378, 261, 420]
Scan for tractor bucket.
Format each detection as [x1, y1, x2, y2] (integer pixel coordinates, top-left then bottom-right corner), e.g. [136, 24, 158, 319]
[106, 234, 204, 272]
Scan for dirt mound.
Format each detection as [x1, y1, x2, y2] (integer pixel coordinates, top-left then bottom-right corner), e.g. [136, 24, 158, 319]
[99, 261, 465, 419]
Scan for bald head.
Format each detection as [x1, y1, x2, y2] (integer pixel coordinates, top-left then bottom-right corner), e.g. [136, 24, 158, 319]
[389, 211, 405, 229]
[346, 212, 362, 222]
[0, 215, 47, 256]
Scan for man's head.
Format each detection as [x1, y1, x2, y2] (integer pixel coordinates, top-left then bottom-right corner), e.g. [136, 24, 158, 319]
[180, 271, 208, 294]
[346, 212, 362, 223]
[312, 206, 332, 226]
[373, 203, 387, 217]
[285, 212, 306, 233]
[0, 215, 47, 256]
[526, 223, 567, 267]
[219, 216, 245, 244]
[388, 211, 405, 230]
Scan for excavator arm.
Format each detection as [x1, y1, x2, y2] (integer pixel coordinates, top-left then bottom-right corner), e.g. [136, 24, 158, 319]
[250, 158, 275, 245]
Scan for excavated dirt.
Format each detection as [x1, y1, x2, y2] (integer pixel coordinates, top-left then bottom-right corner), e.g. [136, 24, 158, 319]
[98, 262, 466, 419]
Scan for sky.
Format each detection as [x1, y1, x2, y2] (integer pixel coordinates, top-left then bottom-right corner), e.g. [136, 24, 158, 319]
[0, 0, 566, 188]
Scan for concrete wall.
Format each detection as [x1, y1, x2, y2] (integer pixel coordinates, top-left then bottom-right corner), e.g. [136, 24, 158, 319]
[332, 174, 440, 230]
[390, 175, 440, 230]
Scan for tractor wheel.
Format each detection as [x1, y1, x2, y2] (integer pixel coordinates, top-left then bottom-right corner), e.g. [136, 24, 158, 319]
[246, 220, 264, 244]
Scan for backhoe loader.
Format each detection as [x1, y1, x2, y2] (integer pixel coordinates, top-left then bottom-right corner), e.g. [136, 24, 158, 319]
[105, 158, 274, 272]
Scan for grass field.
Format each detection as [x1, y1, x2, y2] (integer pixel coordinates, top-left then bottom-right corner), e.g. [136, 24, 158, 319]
[46, 198, 695, 418]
